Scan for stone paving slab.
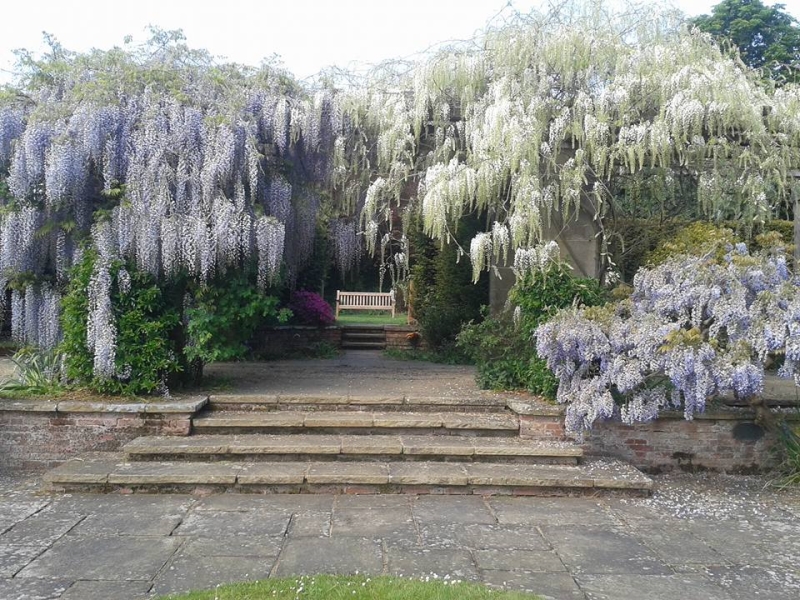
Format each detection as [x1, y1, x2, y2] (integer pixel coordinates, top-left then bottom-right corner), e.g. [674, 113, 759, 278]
[576, 573, 736, 600]
[152, 553, 274, 598]
[482, 571, 585, 599]
[272, 537, 383, 577]
[418, 523, 552, 551]
[0, 577, 72, 600]
[307, 462, 390, 485]
[541, 525, 672, 576]
[17, 535, 181, 580]
[385, 545, 480, 580]
[59, 580, 152, 600]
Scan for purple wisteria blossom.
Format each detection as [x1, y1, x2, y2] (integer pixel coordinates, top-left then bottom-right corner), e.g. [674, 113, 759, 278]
[536, 246, 800, 438]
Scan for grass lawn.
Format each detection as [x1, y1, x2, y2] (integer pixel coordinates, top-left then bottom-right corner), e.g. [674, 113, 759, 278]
[155, 575, 540, 600]
[335, 312, 409, 326]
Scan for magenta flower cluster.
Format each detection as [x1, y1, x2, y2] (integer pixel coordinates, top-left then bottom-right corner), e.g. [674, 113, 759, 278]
[289, 291, 335, 327]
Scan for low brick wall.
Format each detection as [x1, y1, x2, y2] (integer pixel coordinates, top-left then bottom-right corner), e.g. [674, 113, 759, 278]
[385, 326, 425, 350]
[513, 400, 792, 473]
[584, 412, 788, 473]
[255, 326, 342, 355]
[0, 397, 205, 473]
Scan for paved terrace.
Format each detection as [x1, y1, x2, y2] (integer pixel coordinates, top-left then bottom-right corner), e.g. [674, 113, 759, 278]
[0, 473, 799, 599]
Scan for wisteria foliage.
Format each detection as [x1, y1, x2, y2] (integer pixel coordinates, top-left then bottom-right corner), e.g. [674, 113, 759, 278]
[536, 244, 800, 438]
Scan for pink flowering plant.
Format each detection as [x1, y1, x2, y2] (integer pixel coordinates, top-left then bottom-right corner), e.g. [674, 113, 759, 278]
[536, 239, 800, 439]
[288, 290, 335, 327]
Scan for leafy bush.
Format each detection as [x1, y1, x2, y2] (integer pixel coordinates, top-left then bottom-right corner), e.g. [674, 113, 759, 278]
[0, 347, 65, 397]
[646, 222, 736, 266]
[458, 259, 606, 396]
[184, 270, 292, 364]
[60, 250, 181, 395]
[536, 241, 800, 438]
[288, 290, 335, 327]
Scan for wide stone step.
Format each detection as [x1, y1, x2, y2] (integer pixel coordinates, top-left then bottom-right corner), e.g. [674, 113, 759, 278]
[122, 434, 581, 464]
[43, 454, 652, 496]
[342, 332, 386, 341]
[193, 410, 519, 435]
[208, 393, 509, 412]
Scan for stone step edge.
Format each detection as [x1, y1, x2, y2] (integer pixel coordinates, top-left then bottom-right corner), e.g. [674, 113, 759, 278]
[209, 394, 508, 408]
[122, 434, 583, 458]
[193, 411, 519, 431]
[43, 457, 651, 492]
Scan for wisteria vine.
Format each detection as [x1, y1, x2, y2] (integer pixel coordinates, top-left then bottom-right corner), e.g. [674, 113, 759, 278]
[536, 243, 800, 438]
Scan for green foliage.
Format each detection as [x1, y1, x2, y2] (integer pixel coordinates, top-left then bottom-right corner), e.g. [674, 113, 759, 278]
[60, 250, 181, 395]
[774, 422, 800, 487]
[646, 222, 737, 265]
[184, 269, 291, 364]
[609, 219, 795, 280]
[383, 346, 473, 365]
[0, 347, 65, 397]
[458, 262, 607, 397]
[692, 0, 800, 83]
[409, 213, 488, 351]
[153, 574, 539, 600]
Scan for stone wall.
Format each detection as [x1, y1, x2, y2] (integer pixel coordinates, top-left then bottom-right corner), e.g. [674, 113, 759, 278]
[0, 397, 204, 473]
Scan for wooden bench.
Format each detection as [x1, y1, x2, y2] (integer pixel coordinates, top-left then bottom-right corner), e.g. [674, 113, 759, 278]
[336, 290, 396, 318]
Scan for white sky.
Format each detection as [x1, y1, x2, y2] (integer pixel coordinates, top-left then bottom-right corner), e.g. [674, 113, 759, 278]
[0, 0, 798, 83]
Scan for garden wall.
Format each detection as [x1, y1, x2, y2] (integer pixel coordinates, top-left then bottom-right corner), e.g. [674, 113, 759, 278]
[255, 326, 342, 355]
[517, 404, 794, 473]
[0, 397, 204, 473]
[256, 325, 421, 351]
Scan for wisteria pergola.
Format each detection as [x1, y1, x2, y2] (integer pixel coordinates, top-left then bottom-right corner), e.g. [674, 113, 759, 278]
[1, 2, 799, 382]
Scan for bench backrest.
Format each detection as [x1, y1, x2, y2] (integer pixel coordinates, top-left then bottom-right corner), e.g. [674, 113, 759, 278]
[336, 290, 396, 317]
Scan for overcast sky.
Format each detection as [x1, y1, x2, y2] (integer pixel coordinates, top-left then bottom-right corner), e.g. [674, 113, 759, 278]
[1, 0, 797, 83]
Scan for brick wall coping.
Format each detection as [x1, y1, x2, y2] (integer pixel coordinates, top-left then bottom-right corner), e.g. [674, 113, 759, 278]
[507, 398, 800, 422]
[0, 396, 207, 415]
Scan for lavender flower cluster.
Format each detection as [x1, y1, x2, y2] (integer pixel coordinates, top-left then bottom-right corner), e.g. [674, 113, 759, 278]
[0, 72, 344, 379]
[536, 245, 800, 438]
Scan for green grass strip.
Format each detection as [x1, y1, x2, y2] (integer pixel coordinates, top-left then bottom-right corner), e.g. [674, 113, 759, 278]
[155, 574, 541, 600]
[336, 313, 410, 326]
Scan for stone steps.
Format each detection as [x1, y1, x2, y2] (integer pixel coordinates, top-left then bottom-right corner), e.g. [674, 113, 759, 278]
[192, 410, 519, 435]
[122, 434, 582, 464]
[340, 326, 386, 350]
[43, 454, 653, 496]
[208, 393, 509, 412]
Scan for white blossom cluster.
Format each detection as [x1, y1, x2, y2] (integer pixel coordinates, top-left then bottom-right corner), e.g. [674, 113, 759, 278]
[536, 245, 800, 438]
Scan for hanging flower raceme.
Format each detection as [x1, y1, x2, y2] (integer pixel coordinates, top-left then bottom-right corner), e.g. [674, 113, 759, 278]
[536, 243, 800, 438]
